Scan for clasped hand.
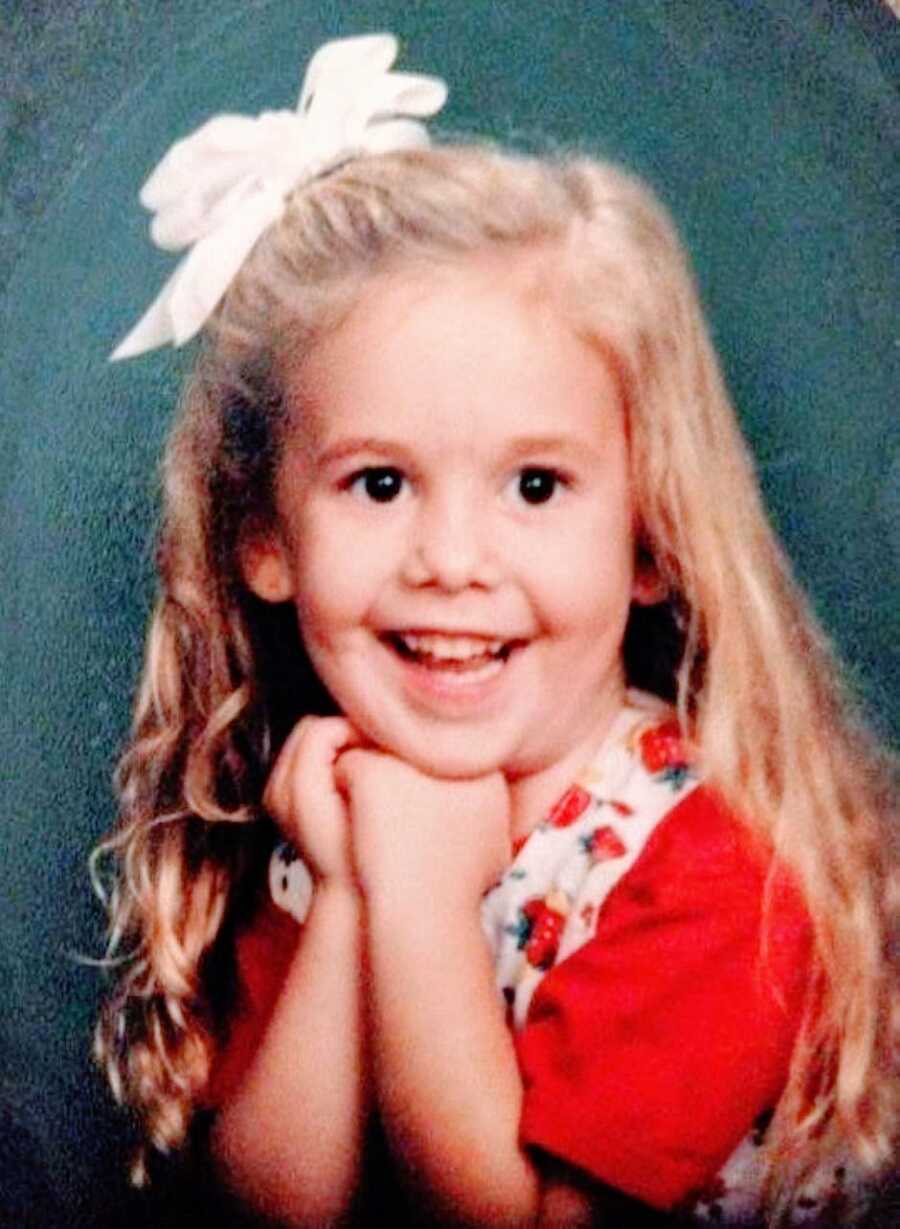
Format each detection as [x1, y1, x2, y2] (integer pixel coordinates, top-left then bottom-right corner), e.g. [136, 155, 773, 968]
[263, 716, 512, 907]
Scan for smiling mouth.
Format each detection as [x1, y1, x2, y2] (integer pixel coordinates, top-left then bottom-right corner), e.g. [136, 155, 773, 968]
[381, 631, 523, 675]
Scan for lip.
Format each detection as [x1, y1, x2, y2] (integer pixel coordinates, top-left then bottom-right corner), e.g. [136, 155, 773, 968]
[377, 629, 527, 711]
[383, 626, 524, 641]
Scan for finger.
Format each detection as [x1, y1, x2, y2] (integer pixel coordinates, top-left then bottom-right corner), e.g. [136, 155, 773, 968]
[262, 715, 318, 819]
[264, 717, 369, 827]
[302, 716, 370, 767]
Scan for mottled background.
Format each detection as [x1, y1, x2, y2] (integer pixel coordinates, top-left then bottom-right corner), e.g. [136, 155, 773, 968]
[1, 2, 897, 1224]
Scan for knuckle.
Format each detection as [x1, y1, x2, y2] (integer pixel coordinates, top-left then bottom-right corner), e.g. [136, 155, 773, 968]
[338, 746, 368, 769]
[298, 715, 350, 758]
[334, 746, 373, 788]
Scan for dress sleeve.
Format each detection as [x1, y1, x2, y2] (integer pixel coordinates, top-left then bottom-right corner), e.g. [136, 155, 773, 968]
[203, 895, 301, 1109]
[515, 788, 813, 1210]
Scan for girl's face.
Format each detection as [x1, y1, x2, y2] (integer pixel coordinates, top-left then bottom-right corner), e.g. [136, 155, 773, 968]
[246, 254, 651, 781]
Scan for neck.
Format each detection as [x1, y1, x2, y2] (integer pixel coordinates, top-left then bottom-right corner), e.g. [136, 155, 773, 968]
[505, 694, 626, 843]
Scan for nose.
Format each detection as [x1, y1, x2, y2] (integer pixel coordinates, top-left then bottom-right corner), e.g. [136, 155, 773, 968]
[401, 485, 499, 592]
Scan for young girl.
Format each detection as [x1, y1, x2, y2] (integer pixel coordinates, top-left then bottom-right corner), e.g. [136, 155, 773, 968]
[94, 34, 896, 1228]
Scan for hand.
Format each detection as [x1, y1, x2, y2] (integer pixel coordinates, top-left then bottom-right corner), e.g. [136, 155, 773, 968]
[334, 750, 512, 910]
[263, 716, 366, 886]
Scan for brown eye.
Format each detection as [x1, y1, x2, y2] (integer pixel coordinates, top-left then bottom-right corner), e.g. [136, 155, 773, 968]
[350, 467, 406, 503]
[517, 468, 560, 505]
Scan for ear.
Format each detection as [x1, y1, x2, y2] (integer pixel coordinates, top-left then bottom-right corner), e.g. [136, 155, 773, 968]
[238, 528, 295, 603]
[632, 549, 667, 607]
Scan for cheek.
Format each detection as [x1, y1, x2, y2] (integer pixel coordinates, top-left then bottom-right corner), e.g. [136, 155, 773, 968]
[292, 535, 389, 645]
[531, 510, 635, 620]
[294, 561, 359, 635]
[287, 508, 361, 616]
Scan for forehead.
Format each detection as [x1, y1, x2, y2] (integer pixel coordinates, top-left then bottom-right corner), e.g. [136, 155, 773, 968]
[284, 250, 623, 451]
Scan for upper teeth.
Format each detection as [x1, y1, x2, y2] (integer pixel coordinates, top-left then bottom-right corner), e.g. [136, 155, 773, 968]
[397, 632, 505, 660]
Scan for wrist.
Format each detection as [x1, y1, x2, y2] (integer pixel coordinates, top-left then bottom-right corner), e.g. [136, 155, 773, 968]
[364, 877, 483, 934]
[304, 853, 359, 893]
[314, 864, 357, 888]
[355, 850, 494, 915]
[312, 875, 364, 916]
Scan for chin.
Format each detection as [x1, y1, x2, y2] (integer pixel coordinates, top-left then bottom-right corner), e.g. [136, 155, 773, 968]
[413, 754, 503, 781]
[372, 728, 510, 781]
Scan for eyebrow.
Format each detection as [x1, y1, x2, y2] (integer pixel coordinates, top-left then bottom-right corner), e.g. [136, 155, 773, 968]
[500, 435, 600, 462]
[313, 437, 415, 467]
[314, 434, 600, 468]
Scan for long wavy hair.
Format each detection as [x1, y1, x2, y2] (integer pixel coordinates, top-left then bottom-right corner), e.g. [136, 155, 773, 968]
[93, 145, 896, 1211]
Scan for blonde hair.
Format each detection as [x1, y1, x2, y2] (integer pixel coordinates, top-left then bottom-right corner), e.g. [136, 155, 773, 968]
[93, 145, 896, 1209]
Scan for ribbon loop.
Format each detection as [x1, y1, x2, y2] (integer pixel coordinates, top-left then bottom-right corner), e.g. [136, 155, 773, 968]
[111, 33, 447, 360]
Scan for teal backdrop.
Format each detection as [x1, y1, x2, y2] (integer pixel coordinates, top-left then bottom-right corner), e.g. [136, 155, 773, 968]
[1, 1, 897, 1224]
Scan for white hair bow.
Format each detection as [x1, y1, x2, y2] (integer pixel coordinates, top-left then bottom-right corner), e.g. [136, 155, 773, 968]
[110, 34, 447, 360]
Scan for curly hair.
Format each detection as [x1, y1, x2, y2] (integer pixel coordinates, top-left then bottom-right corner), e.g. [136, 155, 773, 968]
[92, 145, 896, 1212]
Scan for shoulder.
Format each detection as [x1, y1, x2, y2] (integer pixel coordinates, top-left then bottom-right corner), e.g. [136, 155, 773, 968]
[584, 692, 811, 938]
[620, 783, 811, 946]
[630, 785, 765, 885]
[545, 782, 816, 1053]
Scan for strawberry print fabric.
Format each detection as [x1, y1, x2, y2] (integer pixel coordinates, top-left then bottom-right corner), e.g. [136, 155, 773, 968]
[481, 692, 700, 1028]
